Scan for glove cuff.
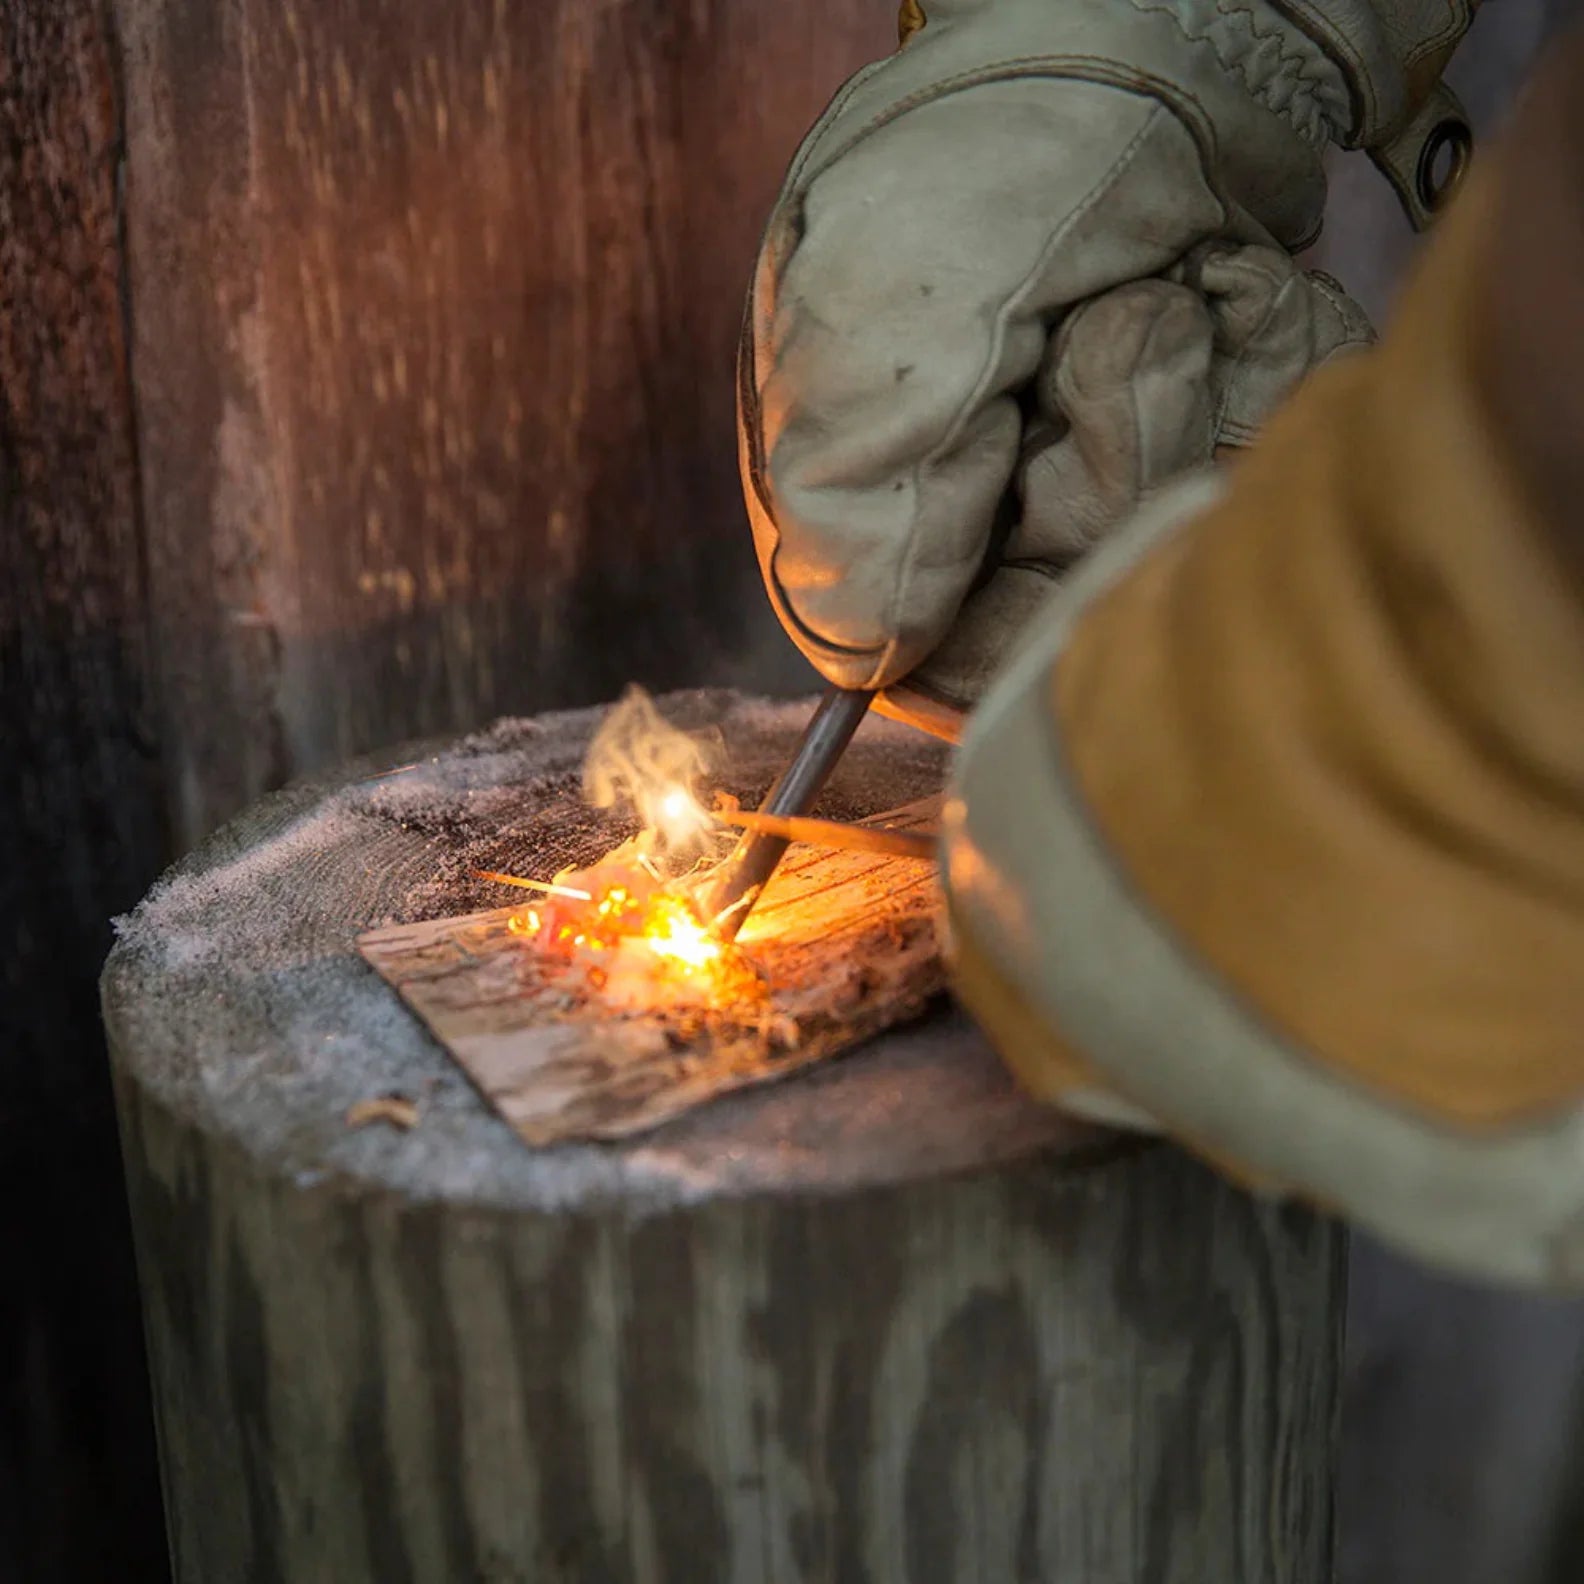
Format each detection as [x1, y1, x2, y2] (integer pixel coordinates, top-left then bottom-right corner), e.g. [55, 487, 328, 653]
[1116, 0, 1351, 151]
[1141, 0, 1479, 223]
[886, 0, 1475, 228]
[1263, 0, 1477, 148]
[811, 0, 1345, 250]
[1091, 0, 1477, 156]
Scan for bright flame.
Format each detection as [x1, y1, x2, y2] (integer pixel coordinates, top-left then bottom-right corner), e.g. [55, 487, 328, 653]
[483, 690, 768, 1006]
[640, 894, 723, 971]
[495, 869, 730, 987]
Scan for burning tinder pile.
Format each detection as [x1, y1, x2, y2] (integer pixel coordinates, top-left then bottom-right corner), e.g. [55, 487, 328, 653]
[480, 688, 764, 1010]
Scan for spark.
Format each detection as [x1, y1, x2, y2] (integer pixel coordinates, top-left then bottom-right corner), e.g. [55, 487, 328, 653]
[474, 869, 592, 902]
[640, 895, 723, 971]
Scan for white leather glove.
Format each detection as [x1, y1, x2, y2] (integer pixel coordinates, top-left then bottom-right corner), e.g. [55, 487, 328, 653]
[739, 0, 1464, 712]
[915, 244, 1371, 705]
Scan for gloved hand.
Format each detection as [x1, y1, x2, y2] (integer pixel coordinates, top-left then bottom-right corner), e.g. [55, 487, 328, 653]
[738, 0, 1460, 715]
[911, 246, 1371, 707]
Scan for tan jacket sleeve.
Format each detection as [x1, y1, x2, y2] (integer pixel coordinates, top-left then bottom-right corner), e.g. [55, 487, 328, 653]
[941, 121, 1584, 1286]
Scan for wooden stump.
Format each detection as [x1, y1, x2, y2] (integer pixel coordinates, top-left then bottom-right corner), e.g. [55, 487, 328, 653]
[102, 691, 1344, 1584]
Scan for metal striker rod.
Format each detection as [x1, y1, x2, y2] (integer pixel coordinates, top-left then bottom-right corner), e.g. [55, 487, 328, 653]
[709, 685, 875, 939]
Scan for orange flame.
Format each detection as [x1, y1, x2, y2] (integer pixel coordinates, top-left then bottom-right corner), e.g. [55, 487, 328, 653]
[639, 894, 723, 970]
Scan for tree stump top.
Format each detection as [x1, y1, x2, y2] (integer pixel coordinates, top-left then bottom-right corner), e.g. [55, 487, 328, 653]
[103, 691, 1101, 1215]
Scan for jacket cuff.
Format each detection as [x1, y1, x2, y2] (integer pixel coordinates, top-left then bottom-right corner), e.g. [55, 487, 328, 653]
[942, 472, 1584, 1289]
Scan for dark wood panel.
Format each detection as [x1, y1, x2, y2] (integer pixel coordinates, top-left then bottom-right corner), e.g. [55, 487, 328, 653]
[0, 3, 170, 1578]
[119, 0, 894, 848]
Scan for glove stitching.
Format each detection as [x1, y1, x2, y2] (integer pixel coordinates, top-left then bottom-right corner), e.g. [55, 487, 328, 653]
[1001, 559, 1063, 580]
[1306, 269, 1377, 347]
[1124, 0, 1350, 144]
[1257, 0, 1383, 142]
[1399, 3, 1473, 75]
[1210, 266, 1299, 440]
[876, 103, 1179, 692]
[780, 58, 894, 196]
[793, 57, 1278, 198]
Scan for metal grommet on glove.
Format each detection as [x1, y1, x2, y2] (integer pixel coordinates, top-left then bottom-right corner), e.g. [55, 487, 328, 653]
[1416, 117, 1473, 213]
[1367, 82, 1474, 232]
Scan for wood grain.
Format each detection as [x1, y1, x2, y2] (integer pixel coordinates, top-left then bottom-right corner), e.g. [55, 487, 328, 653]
[105, 696, 1345, 1583]
[115, 1080, 1345, 1584]
[359, 801, 943, 1145]
[114, 0, 895, 848]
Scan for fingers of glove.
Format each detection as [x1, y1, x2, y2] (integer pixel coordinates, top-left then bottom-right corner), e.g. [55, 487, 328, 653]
[1011, 251, 1374, 569]
[908, 564, 1064, 712]
[1013, 280, 1218, 565]
[919, 251, 1370, 705]
[744, 81, 1226, 689]
[1171, 243, 1376, 445]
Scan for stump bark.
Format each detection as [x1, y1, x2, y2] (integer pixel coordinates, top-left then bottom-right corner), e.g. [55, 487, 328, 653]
[103, 691, 1345, 1584]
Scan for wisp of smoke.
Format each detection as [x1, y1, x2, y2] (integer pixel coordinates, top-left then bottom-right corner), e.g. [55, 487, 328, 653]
[582, 687, 725, 867]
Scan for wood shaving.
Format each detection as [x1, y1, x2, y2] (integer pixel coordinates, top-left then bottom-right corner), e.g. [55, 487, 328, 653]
[346, 1093, 421, 1131]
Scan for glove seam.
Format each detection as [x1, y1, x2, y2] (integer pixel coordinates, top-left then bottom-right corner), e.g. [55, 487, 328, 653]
[1122, 0, 1350, 146]
[880, 102, 1179, 691]
[1401, 14, 1467, 74]
[1210, 267, 1304, 440]
[794, 57, 1303, 197]
[779, 58, 894, 197]
[1305, 268, 1376, 348]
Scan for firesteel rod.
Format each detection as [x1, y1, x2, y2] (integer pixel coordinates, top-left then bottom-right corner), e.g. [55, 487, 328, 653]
[715, 810, 938, 862]
[706, 684, 875, 938]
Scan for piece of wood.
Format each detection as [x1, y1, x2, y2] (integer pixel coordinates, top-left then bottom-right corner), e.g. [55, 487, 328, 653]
[717, 807, 941, 859]
[104, 694, 1345, 1584]
[358, 800, 943, 1145]
[0, 5, 171, 1579]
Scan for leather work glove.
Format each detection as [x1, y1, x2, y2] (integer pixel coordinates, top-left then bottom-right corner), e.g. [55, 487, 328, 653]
[913, 246, 1371, 707]
[739, 0, 1475, 721]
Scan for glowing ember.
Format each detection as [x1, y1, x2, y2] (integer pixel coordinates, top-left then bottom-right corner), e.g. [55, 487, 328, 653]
[503, 878, 755, 1015]
[640, 894, 723, 970]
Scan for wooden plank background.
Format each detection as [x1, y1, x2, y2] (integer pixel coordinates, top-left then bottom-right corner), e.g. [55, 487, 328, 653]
[0, 2, 890, 1578]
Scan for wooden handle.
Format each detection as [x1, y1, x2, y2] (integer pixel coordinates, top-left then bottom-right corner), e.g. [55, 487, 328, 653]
[873, 687, 965, 745]
[716, 810, 937, 861]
